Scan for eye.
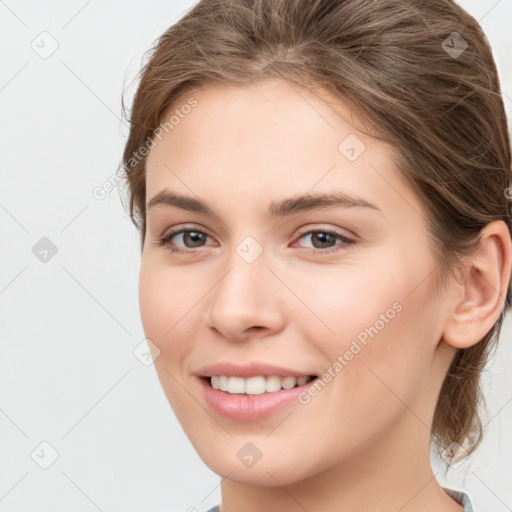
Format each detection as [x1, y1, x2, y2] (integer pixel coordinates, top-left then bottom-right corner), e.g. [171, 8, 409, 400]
[293, 229, 356, 254]
[153, 226, 356, 256]
[155, 227, 214, 253]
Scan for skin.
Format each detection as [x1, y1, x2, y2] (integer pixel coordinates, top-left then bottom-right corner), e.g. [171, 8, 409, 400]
[139, 77, 511, 512]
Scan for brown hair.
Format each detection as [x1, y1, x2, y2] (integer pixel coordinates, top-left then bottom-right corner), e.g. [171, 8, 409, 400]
[120, 0, 512, 461]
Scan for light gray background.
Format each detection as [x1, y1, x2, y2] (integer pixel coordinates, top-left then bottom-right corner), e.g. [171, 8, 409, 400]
[0, 1, 511, 511]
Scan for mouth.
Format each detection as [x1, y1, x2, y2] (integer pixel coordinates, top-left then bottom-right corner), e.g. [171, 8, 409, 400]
[198, 373, 320, 421]
[201, 374, 318, 395]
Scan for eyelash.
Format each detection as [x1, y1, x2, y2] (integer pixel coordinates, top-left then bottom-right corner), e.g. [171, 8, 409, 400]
[154, 226, 356, 256]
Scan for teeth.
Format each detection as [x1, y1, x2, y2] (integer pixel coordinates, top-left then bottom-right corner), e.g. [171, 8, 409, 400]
[265, 375, 282, 393]
[209, 375, 314, 394]
[297, 376, 309, 386]
[219, 376, 229, 391]
[246, 376, 266, 395]
[281, 376, 296, 389]
[228, 376, 245, 394]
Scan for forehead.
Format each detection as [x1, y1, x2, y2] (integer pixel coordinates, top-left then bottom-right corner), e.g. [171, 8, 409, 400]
[148, 78, 379, 162]
[144, 78, 419, 220]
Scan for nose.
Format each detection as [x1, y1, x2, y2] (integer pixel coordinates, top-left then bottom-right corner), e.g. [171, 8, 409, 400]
[206, 244, 285, 342]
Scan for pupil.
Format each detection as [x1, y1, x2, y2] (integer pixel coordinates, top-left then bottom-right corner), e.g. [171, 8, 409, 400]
[313, 232, 334, 249]
[185, 231, 205, 247]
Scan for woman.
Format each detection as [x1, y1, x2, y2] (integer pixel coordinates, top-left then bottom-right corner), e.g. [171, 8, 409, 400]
[120, 0, 512, 510]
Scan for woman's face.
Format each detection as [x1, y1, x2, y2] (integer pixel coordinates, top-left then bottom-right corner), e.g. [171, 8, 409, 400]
[140, 78, 457, 485]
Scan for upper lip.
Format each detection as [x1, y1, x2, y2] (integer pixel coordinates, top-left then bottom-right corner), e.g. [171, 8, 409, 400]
[196, 362, 317, 379]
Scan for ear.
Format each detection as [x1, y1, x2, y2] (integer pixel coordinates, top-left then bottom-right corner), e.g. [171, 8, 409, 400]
[442, 220, 512, 349]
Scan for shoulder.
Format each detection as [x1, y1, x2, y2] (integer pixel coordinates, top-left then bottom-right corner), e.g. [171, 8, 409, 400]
[443, 486, 475, 512]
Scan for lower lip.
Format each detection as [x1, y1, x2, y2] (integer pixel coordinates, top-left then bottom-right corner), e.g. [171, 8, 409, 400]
[198, 377, 317, 421]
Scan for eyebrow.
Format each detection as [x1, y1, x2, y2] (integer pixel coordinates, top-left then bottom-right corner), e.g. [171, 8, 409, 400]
[146, 189, 382, 217]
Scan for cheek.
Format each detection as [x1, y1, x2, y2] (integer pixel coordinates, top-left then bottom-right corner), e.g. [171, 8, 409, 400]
[138, 259, 206, 419]
[287, 260, 403, 351]
[139, 265, 171, 342]
[139, 260, 193, 374]
[297, 254, 439, 409]
[138, 259, 203, 357]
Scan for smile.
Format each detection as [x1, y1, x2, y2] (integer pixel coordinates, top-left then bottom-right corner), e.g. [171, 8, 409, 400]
[209, 375, 316, 395]
[199, 374, 320, 421]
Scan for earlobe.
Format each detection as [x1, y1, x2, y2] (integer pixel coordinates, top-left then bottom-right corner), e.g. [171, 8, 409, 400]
[442, 220, 512, 350]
